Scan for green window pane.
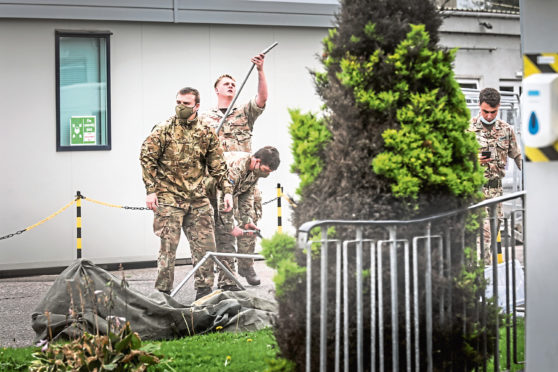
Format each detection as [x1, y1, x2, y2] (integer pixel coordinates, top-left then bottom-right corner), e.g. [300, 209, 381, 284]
[57, 33, 110, 150]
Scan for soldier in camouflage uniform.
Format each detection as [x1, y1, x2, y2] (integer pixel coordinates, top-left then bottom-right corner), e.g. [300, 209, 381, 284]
[469, 88, 522, 264]
[206, 147, 280, 287]
[140, 87, 234, 300]
[200, 53, 268, 284]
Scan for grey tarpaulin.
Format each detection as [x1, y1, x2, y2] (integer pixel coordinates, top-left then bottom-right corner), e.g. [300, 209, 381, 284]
[31, 259, 277, 343]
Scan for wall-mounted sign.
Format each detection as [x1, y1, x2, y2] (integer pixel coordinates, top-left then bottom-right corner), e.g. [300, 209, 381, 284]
[523, 54, 558, 162]
[70, 116, 96, 145]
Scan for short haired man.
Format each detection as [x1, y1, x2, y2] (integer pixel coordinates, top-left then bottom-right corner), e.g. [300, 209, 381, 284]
[468, 88, 522, 263]
[200, 53, 267, 152]
[140, 87, 234, 300]
[200, 53, 268, 283]
[207, 146, 280, 287]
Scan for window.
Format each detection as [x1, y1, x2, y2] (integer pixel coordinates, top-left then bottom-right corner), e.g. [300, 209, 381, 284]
[499, 79, 522, 96]
[456, 78, 479, 90]
[56, 31, 111, 151]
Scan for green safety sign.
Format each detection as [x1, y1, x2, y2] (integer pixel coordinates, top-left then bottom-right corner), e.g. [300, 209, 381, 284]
[70, 116, 96, 145]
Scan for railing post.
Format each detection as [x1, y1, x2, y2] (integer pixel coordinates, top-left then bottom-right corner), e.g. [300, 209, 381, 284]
[356, 227, 363, 372]
[490, 204, 500, 372]
[76, 191, 82, 259]
[305, 237, 312, 372]
[388, 226, 398, 372]
[320, 226, 328, 372]
[425, 223, 433, 372]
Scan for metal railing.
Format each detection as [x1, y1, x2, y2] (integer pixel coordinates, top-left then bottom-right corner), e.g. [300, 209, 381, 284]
[170, 252, 264, 297]
[297, 191, 526, 372]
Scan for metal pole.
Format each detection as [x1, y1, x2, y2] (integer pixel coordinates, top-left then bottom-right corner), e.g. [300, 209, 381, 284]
[215, 42, 278, 134]
[76, 191, 82, 259]
[412, 237, 420, 372]
[404, 241, 411, 372]
[320, 226, 328, 372]
[343, 241, 350, 372]
[490, 205, 500, 372]
[306, 240, 312, 372]
[171, 253, 212, 297]
[371, 241, 377, 372]
[425, 223, 433, 372]
[334, 241, 341, 372]
[356, 227, 363, 372]
[388, 227, 398, 372]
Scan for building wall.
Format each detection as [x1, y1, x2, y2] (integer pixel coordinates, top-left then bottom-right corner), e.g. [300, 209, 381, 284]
[0, 5, 522, 271]
[0, 18, 327, 270]
[439, 11, 521, 92]
[520, 0, 558, 370]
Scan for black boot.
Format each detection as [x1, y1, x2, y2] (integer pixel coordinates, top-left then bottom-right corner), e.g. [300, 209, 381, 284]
[195, 287, 212, 300]
[238, 266, 261, 286]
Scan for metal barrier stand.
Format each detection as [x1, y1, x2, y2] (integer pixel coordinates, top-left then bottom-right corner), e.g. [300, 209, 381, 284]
[170, 252, 264, 297]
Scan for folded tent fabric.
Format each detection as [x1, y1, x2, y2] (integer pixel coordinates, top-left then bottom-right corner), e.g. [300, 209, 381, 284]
[31, 259, 277, 343]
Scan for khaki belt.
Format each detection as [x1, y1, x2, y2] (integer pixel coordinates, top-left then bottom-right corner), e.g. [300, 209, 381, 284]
[484, 179, 502, 188]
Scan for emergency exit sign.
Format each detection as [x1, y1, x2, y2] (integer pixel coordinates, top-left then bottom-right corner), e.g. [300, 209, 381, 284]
[70, 116, 96, 145]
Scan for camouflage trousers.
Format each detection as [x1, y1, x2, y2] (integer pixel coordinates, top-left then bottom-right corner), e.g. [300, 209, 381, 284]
[211, 190, 260, 288]
[152, 201, 216, 292]
[479, 186, 503, 265]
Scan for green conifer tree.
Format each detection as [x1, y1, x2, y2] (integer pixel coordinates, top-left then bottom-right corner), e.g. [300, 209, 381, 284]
[281, 1, 497, 371]
[291, 0, 484, 226]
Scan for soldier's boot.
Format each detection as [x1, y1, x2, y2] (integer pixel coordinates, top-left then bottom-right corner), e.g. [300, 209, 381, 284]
[195, 287, 212, 301]
[220, 284, 242, 292]
[238, 266, 261, 286]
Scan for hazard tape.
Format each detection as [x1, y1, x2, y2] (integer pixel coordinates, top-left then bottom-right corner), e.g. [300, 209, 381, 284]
[523, 53, 558, 162]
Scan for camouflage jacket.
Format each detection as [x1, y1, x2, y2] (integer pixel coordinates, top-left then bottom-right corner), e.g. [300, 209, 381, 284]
[199, 97, 265, 152]
[207, 152, 259, 225]
[139, 115, 233, 207]
[468, 116, 522, 181]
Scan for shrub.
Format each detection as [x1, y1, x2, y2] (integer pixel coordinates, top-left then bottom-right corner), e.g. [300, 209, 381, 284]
[280, 0, 497, 370]
[30, 322, 160, 371]
[288, 109, 331, 196]
[260, 232, 305, 299]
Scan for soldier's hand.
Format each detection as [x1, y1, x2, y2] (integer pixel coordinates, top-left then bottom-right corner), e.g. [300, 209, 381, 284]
[223, 193, 233, 212]
[244, 222, 259, 231]
[479, 153, 491, 164]
[251, 53, 265, 71]
[146, 193, 159, 211]
[231, 226, 244, 237]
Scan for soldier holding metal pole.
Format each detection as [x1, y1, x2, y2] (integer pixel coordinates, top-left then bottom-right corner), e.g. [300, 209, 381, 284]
[206, 147, 280, 287]
[200, 44, 276, 285]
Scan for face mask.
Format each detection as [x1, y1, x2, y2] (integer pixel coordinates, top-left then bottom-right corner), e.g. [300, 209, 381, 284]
[175, 104, 195, 120]
[480, 116, 497, 125]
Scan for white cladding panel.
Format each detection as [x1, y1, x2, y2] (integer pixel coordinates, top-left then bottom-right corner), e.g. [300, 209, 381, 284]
[0, 19, 326, 270]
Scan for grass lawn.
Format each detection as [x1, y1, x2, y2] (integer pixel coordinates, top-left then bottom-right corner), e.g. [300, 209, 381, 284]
[0, 328, 291, 372]
[0, 318, 525, 371]
[487, 316, 525, 371]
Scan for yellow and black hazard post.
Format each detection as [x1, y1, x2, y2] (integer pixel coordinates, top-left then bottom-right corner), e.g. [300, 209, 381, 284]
[523, 53, 558, 162]
[497, 230, 503, 264]
[76, 191, 82, 259]
[277, 183, 282, 233]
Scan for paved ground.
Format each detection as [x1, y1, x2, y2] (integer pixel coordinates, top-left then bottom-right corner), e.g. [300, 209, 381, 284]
[0, 260, 276, 348]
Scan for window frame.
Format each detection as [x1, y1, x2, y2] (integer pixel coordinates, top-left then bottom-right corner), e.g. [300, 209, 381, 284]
[55, 30, 112, 151]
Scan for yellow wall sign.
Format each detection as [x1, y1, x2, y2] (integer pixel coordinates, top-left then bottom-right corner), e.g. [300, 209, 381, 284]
[522, 53, 558, 162]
